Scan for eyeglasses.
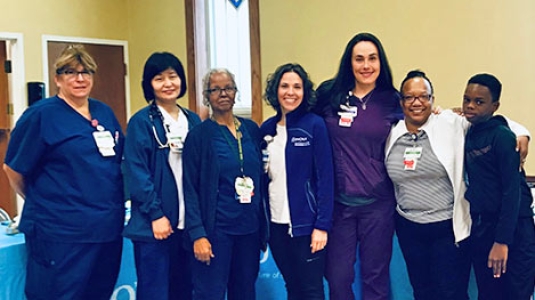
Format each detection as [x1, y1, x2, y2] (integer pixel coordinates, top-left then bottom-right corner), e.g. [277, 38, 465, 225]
[57, 69, 94, 80]
[205, 86, 237, 95]
[402, 94, 432, 104]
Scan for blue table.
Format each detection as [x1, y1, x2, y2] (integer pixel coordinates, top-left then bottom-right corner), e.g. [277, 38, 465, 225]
[0, 225, 26, 300]
[0, 226, 137, 300]
[2, 225, 533, 300]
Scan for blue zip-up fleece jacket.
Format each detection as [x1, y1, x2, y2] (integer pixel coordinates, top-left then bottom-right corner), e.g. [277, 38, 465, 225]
[260, 107, 334, 236]
[123, 104, 201, 242]
[182, 117, 269, 250]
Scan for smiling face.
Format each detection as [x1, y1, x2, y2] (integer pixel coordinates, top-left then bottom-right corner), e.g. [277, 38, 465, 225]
[277, 71, 304, 115]
[462, 83, 499, 125]
[55, 64, 93, 101]
[151, 67, 181, 105]
[401, 77, 434, 131]
[351, 41, 380, 89]
[206, 72, 236, 114]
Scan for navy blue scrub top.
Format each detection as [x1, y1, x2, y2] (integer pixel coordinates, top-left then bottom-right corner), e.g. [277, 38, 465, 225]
[5, 96, 125, 243]
[213, 124, 261, 235]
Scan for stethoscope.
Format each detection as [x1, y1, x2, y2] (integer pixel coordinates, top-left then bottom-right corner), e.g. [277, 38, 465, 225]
[148, 101, 171, 149]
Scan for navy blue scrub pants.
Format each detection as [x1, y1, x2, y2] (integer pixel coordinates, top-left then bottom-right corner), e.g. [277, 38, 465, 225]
[395, 214, 471, 300]
[469, 216, 535, 300]
[269, 223, 326, 300]
[191, 229, 260, 300]
[24, 236, 122, 300]
[133, 230, 192, 300]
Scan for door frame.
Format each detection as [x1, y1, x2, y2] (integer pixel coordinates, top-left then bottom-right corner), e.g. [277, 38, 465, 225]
[42, 35, 131, 119]
[0, 32, 26, 124]
[0, 32, 25, 216]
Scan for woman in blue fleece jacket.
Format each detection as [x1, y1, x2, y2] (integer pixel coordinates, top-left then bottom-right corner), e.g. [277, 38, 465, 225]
[261, 63, 334, 300]
[123, 52, 201, 300]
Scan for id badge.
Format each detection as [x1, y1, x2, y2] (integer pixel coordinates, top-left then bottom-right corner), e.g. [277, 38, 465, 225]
[338, 112, 354, 127]
[93, 131, 116, 157]
[404, 158, 417, 171]
[262, 149, 269, 174]
[403, 147, 422, 171]
[404, 147, 422, 159]
[167, 133, 184, 153]
[235, 176, 254, 204]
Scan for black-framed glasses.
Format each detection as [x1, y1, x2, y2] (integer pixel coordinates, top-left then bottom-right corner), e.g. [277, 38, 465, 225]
[206, 86, 237, 95]
[57, 69, 94, 80]
[402, 94, 432, 104]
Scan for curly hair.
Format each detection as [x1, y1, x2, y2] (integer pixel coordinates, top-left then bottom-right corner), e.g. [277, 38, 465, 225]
[263, 63, 316, 113]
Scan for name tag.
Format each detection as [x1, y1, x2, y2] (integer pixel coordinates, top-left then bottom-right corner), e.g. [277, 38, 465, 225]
[93, 131, 116, 157]
[403, 147, 422, 171]
[235, 176, 254, 204]
[338, 112, 354, 127]
[167, 133, 184, 153]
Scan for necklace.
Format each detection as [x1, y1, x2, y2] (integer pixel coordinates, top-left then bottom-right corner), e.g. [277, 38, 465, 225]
[347, 90, 374, 110]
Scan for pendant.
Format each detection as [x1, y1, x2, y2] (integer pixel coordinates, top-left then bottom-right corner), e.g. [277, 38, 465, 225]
[362, 103, 366, 110]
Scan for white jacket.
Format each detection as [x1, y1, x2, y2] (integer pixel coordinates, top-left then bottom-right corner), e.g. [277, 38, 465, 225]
[386, 111, 471, 243]
[385, 110, 530, 243]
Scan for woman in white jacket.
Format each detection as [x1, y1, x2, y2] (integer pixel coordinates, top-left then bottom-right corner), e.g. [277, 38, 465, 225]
[384, 70, 529, 300]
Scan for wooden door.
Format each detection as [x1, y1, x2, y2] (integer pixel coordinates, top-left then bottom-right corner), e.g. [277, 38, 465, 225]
[0, 40, 17, 218]
[47, 42, 127, 131]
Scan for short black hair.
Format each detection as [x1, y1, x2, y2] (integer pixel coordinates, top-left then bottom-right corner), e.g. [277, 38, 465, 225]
[467, 73, 501, 102]
[263, 63, 315, 113]
[141, 52, 187, 102]
[400, 69, 434, 95]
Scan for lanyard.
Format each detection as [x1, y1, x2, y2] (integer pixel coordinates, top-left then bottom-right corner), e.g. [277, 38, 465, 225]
[218, 117, 244, 175]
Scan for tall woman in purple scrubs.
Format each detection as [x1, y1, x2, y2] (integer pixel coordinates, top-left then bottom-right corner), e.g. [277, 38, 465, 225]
[3, 45, 124, 300]
[316, 32, 403, 300]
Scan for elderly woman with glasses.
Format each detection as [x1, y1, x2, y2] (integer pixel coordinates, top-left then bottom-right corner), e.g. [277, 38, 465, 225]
[122, 52, 201, 300]
[3, 44, 125, 300]
[182, 68, 268, 300]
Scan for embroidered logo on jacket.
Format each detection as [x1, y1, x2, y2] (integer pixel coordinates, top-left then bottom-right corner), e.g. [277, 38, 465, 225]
[291, 137, 310, 147]
[466, 145, 492, 161]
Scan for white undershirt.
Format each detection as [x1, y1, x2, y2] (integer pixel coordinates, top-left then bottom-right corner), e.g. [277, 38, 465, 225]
[267, 124, 290, 224]
[158, 106, 188, 229]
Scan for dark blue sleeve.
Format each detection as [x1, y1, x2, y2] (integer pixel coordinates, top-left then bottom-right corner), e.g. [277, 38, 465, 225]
[183, 126, 207, 242]
[123, 113, 165, 221]
[494, 128, 521, 245]
[5, 108, 47, 176]
[312, 117, 334, 231]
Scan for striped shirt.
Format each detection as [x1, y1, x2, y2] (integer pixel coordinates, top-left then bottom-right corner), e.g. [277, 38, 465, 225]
[386, 131, 453, 223]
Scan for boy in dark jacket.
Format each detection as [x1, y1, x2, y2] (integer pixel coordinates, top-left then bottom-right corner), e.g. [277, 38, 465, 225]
[463, 73, 535, 300]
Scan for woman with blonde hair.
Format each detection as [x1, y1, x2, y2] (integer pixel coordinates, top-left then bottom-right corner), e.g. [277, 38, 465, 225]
[3, 44, 125, 300]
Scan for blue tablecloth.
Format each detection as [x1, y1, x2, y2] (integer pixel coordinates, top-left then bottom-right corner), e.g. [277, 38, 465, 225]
[2, 225, 533, 300]
[0, 225, 26, 300]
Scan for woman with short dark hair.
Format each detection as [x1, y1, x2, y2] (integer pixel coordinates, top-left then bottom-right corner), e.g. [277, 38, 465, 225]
[123, 52, 200, 300]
